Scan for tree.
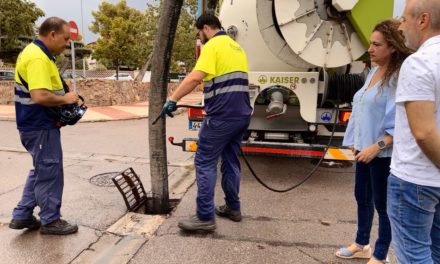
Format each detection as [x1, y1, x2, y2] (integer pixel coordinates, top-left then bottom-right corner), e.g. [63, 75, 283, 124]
[90, 0, 149, 76]
[171, 0, 197, 72]
[0, 0, 44, 62]
[200, 0, 219, 14]
[55, 41, 92, 74]
[139, 0, 197, 76]
[207, 0, 218, 13]
[148, 0, 183, 214]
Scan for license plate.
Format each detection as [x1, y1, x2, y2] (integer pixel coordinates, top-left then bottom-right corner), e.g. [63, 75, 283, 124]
[189, 120, 202, 130]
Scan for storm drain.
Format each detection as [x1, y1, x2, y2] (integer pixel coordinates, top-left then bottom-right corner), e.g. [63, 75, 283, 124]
[89, 172, 119, 187]
[111, 167, 148, 212]
[91, 169, 183, 215]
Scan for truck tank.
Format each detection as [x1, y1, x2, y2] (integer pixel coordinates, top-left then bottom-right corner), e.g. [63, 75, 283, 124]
[219, 0, 404, 70]
[179, 0, 406, 159]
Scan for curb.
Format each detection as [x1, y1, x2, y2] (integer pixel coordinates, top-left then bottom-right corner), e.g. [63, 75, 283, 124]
[69, 162, 196, 264]
[0, 108, 188, 123]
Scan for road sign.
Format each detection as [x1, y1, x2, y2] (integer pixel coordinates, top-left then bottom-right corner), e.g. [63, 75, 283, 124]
[69, 20, 78, 91]
[69, 20, 79, 41]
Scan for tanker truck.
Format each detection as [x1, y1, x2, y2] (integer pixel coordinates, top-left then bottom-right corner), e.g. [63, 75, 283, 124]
[171, 0, 405, 161]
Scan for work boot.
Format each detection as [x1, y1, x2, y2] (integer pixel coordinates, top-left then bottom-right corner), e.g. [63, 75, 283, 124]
[215, 204, 242, 222]
[178, 215, 216, 232]
[40, 219, 78, 235]
[9, 216, 41, 230]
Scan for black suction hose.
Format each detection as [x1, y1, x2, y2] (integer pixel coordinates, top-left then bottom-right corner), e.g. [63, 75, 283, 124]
[153, 104, 340, 193]
[240, 107, 339, 193]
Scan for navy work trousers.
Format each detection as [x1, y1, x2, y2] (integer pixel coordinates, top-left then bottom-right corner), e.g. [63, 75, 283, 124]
[12, 129, 64, 225]
[195, 117, 250, 221]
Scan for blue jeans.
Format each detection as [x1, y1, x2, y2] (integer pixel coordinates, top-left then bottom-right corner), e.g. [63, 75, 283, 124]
[194, 117, 250, 221]
[387, 174, 440, 264]
[354, 157, 391, 260]
[12, 129, 64, 225]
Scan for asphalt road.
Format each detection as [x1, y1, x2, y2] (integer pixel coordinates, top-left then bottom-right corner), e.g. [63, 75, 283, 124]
[0, 116, 396, 263]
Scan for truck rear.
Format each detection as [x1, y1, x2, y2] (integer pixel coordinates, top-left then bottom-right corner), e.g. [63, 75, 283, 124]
[173, 0, 405, 161]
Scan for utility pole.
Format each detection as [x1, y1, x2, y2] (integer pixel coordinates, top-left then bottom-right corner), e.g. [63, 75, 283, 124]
[148, 0, 183, 213]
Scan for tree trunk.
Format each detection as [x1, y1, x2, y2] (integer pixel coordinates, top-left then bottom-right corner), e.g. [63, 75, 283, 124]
[59, 58, 71, 75]
[135, 52, 152, 82]
[116, 63, 119, 80]
[148, 0, 183, 214]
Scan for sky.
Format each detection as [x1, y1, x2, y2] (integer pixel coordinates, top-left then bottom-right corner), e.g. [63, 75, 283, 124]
[28, 0, 406, 44]
[28, 0, 152, 44]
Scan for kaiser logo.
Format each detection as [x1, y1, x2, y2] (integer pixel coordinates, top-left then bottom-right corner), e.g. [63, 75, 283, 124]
[258, 75, 267, 84]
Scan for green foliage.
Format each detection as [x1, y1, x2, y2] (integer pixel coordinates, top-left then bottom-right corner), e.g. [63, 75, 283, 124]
[90, 0, 149, 70]
[0, 0, 44, 50]
[89, 0, 198, 72]
[145, 0, 197, 72]
[215, 0, 222, 15]
[173, 0, 197, 72]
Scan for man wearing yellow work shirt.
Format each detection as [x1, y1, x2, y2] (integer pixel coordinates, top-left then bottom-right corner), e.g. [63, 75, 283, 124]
[161, 13, 252, 232]
[9, 17, 79, 235]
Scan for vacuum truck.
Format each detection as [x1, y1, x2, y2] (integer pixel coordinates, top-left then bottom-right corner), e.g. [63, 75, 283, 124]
[171, 0, 405, 161]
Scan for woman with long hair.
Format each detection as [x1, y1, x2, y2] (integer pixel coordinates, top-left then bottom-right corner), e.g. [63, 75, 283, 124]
[334, 19, 412, 264]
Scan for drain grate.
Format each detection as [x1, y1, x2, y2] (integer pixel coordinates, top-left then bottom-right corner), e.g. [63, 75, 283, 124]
[112, 167, 148, 212]
[90, 172, 119, 187]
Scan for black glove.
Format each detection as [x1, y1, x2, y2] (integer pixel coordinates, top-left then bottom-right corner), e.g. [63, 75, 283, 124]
[160, 99, 177, 118]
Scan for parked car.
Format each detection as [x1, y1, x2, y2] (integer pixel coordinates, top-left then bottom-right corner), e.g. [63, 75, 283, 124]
[104, 73, 133, 81]
[0, 70, 15, 81]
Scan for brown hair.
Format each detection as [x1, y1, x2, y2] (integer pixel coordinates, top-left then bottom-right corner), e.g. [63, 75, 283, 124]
[39, 17, 68, 37]
[372, 19, 413, 89]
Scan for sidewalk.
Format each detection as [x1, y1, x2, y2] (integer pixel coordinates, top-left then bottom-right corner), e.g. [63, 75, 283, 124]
[0, 151, 397, 264]
[0, 90, 398, 263]
[0, 92, 203, 122]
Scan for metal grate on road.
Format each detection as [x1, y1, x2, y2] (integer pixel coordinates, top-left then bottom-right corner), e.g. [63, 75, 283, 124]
[111, 167, 148, 212]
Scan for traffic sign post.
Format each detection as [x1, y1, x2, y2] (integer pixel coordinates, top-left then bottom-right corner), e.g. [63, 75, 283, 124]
[69, 21, 79, 91]
[69, 21, 79, 41]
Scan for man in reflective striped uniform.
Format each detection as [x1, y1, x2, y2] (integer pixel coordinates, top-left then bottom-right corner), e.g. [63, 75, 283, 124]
[162, 13, 252, 231]
[9, 17, 79, 235]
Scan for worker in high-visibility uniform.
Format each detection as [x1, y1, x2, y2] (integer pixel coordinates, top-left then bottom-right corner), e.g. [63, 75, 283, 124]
[9, 17, 79, 235]
[161, 13, 252, 231]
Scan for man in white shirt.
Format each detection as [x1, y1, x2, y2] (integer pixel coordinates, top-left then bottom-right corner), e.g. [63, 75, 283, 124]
[388, 0, 440, 263]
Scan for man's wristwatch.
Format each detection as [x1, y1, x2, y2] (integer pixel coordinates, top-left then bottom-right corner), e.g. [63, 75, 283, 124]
[377, 140, 386, 150]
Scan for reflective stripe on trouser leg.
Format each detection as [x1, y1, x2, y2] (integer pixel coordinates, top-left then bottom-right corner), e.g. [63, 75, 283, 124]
[13, 129, 64, 225]
[194, 118, 250, 221]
